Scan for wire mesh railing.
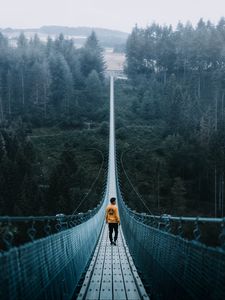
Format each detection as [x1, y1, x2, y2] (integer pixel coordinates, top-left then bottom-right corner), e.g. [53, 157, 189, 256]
[117, 186, 225, 300]
[0, 192, 107, 300]
[0, 210, 98, 252]
[0, 148, 107, 253]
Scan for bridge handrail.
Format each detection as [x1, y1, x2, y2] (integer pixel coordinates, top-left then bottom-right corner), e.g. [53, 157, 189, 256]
[126, 210, 225, 223]
[0, 212, 97, 222]
[0, 189, 108, 300]
[119, 194, 225, 246]
[117, 186, 225, 299]
[0, 197, 104, 251]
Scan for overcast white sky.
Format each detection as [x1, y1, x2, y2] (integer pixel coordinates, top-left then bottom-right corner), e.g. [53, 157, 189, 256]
[0, 0, 224, 32]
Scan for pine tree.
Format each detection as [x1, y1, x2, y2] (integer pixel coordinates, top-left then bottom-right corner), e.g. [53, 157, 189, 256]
[80, 31, 105, 79]
[85, 70, 102, 103]
[48, 52, 73, 115]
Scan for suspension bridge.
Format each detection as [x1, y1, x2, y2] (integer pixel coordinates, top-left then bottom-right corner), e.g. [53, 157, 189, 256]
[0, 76, 225, 300]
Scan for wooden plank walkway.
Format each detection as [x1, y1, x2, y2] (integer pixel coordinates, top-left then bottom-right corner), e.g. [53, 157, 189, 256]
[78, 225, 149, 300]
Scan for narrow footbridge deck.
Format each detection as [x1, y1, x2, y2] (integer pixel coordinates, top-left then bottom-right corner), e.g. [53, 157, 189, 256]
[78, 225, 149, 300]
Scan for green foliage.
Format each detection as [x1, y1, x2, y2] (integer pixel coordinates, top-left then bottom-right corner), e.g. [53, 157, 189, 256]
[1, 19, 225, 217]
[80, 31, 106, 79]
[0, 126, 41, 215]
[47, 143, 78, 214]
[86, 69, 102, 96]
[119, 19, 225, 216]
[0, 31, 106, 127]
[0, 125, 107, 216]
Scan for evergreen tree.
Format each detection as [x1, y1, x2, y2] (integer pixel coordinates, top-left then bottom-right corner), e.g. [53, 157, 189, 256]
[48, 52, 73, 115]
[86, 70, 102, 102]
[80, 31, 105, 79]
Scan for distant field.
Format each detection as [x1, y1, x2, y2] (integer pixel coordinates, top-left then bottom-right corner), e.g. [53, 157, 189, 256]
[2, 26, 128, 49]
[104, 49, 126, 71]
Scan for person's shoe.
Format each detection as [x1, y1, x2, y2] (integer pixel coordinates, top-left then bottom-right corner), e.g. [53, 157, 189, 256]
[110, 241, 113, 245]
[113, 241, 117, 246]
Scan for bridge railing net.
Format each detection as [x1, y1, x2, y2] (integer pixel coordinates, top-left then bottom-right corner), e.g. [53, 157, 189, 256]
[0, 196, 107, 300]
[117, 189, 225, 300]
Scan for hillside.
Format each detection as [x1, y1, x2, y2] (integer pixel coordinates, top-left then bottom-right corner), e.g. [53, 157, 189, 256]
[1, 25, 128, 48]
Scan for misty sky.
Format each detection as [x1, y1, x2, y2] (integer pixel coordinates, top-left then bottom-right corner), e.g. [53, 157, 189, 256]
[0, 0, 224, 32]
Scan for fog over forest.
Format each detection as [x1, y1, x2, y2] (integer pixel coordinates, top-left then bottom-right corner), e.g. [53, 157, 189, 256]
[0, 18, 225, 217]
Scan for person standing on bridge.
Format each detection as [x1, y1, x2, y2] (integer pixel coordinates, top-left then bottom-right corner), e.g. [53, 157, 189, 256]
[105, 197, 120, 245]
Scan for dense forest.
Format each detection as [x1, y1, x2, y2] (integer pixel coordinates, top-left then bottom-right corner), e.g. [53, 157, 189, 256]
[0, 31, 108, 215]
[0, 31, 106, 125]
[1, 18, 225, 217]
[119, 18, 225, 217]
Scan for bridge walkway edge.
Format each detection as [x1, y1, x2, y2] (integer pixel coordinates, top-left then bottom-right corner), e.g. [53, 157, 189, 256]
[77, 225, 150, 300]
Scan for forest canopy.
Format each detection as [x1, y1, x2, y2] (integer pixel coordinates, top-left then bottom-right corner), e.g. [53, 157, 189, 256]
[0, 31, 106, 127]
[0, 18, 225, 217]
[119, 18, 225, 217]
[0, 31, 107, 215]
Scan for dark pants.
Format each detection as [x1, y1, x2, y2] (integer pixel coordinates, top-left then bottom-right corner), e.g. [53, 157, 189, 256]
[108, 223, 118, 243]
